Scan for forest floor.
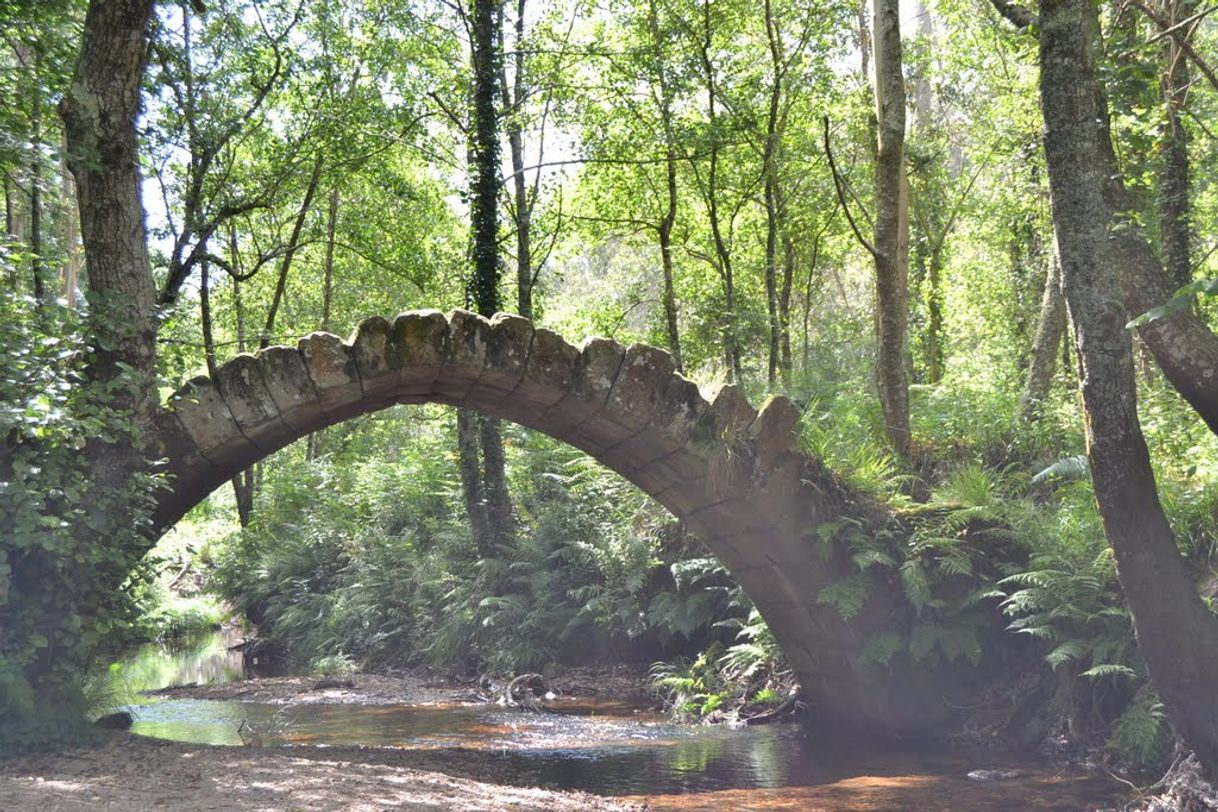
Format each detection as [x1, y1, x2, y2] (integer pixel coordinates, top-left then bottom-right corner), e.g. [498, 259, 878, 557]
[0, 734, 640, 811]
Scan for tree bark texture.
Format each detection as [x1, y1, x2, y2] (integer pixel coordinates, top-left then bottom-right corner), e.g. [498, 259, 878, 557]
[1069, 15, 1218, 438]
[58, 132, 81, 307]
[60, 0, 160, 443]
[457, 408, 493, 558]
[871, 0, 912, 455]
[763, 0, 784, 389]
[469, 0, 502, 315]
[461, 0, 513, 558]
[1039, 0, 1218, 779]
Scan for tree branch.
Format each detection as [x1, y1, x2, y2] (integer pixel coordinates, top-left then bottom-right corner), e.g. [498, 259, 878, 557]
[987, 0, 1039, 31]
[822, 116, 880, 260]
[1130, 0, 1218, 94]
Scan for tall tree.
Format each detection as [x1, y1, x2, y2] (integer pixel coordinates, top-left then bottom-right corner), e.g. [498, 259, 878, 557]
[461, 0, 515, 555]
[1034, 0, 1218, 779]
[500, 0, 534, 318]
[691, 0, 743, 383]
[870, 0, 911, 454]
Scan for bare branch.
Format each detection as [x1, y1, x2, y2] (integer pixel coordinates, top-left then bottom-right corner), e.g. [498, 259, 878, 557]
[822, 116, 880, 259]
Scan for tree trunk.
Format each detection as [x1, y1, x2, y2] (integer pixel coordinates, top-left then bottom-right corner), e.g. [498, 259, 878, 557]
[260, 154, 323, 350]
[925, 247, 944, 384]
[322, 187, 338, 332]
[500, 0, 532, 319]
[763, 0, 784, 389]
[1019, 235, 1066, 419]
[658, 160, 683, 373]
[59, 132, 81, 308]
[457, 408, 493, 557]
[479, 415, 515, 548]
[778, 225, 795, 385]
[871, 0, 912, 455]
[469, 0, 502, 316]
[3, 177, 14, 289]
[1039, 0, 1218, 780]
[462, 0, 513, 559]
[29, 69, 45, 307]
[649, 0, 683, 373]
[1157, 0, 1192, 288]
[696, 0, 742, 383]
[48, 0, 159, 695]
[1067, 20, 1218, 438]
[60, 0, 160, 430]
[307, 187, 339, 462]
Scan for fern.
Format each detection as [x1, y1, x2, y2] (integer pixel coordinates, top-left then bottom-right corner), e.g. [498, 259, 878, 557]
[1080, 663, 1137, 680]
[1031, 455, 1090, 485]
[817, 573, 872, 620]
[1106, 686, 1171, 769]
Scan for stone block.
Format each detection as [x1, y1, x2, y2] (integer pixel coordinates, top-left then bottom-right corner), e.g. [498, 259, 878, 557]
[600, 373, 707, 476]
[498, 327, 578, 428]
[748, 395, 802, 467]
[167, 375, 257, 471]
[299, 332, 366, 421]
[387, 310, 448, 399]
[466, 313, 534, 410]
[214, 354, 294, 454]
[434, 309, 491, 404]
[256, 346, 323, 434]
[349, 316, 396, 407]
[541, 337, 625, 450]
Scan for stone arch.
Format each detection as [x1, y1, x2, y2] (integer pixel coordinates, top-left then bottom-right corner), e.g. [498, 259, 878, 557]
[148, 309, 956, 735]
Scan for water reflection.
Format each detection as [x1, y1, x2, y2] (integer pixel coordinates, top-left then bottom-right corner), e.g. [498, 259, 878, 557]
[105, 630, 245, 696]
[122, 697, 1122, 808]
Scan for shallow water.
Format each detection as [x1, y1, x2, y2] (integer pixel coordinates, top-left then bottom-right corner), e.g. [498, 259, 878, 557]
[113, 637, 1127, 810]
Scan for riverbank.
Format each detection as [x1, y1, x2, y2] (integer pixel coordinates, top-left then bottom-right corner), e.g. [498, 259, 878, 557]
[0, 734, 640, 811]
[145, 663, 654, 706]
[0, 731, 1133, 811]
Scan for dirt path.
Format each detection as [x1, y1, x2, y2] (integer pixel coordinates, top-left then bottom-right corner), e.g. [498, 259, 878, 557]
[0, 735, 640, 811]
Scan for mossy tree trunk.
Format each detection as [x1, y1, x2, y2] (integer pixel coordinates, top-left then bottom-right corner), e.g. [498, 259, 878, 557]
[1039, 0, 1218, 779]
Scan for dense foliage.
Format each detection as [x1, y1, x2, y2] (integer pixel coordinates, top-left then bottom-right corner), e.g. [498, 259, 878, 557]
[0, 278, 158, 747]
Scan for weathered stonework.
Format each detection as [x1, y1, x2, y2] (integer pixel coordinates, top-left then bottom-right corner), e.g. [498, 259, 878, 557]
[146, 308, 979, 738]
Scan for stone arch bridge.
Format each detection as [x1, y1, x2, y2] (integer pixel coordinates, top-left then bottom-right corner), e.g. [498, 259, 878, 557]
[150, 309, 981, 736]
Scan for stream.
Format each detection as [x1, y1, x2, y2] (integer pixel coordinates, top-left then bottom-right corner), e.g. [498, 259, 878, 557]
[108, 632, 1129, 810]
